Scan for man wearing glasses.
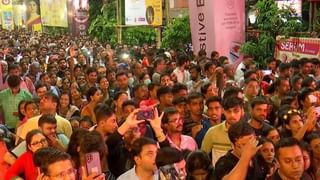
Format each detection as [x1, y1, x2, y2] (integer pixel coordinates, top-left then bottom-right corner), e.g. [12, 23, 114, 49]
[162, 107, 197, 151]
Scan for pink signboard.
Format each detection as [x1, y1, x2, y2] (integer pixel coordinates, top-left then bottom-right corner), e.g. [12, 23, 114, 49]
[188, 0, 245, 59]
[275, 36, 320, 63]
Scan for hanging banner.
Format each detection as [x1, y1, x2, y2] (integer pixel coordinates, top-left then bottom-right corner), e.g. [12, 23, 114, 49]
[125, 0, 162, 26]
[23, 0, 42, 31]
[12, 0, 23, 27]
[275, 0, 302, 16]
[274, 36, 320, 63]
[0, 0, 14, 30]
[188, 0, 245, 60]
[40, 0, 68, 27]
[68, 0, 89, 36]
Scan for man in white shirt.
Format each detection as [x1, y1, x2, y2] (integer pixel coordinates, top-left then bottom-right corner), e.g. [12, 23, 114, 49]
[173, 54, 190, 84]
[234, 55, 254, 82]
[117, 137, 159, 180]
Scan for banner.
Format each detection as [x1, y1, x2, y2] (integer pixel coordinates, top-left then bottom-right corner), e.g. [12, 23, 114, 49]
[275, 0, 302, 16]
[188, 0, 245, 60]
[23, 0, 42, 31]
[40, 0, 68, 27]
[274, 36, 320, 62]
[0, 0, 14, 30]
[125, 0, 162, 26]
[12, 0, 23, 27]
[68, 0, 89, 36]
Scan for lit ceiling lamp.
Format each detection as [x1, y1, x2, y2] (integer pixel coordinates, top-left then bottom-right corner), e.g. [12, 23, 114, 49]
[248, 6, 257, 24]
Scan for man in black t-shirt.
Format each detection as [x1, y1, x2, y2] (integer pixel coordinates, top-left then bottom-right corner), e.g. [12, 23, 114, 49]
[269, 138, 306, 180]
[248, 97, 273, 137]
[215, 121, 265, 180]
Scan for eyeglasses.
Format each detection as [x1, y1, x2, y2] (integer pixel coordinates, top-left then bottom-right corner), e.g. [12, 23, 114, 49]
[30, 138, 47, 146]
[48, 168, 77, 179]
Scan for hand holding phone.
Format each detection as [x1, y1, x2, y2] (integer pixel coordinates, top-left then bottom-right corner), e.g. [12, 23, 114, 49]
[86, 152, 102, 176]
[137, 108, 154, 120]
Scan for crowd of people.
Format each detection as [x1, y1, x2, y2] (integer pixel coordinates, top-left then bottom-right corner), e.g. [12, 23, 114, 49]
[0, 28, 320, 180]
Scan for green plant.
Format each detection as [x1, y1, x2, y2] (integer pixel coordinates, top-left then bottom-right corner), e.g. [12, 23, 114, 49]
[43, 26, 68, 35]
[240, 0, 305, 68]
[122, 27, 156, 46]
[161, 16, 191, 50]
[88, 0, 117, 44]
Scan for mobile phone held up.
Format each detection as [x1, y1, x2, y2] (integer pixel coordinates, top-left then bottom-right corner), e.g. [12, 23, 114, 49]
[137, 108, 154, 120]
[86, 152, 102, 175]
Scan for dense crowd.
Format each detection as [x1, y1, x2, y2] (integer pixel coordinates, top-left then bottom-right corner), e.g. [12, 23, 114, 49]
[0, 29, 320, 180]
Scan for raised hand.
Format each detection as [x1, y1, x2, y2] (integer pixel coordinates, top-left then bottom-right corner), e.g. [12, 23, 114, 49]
[118, 109, 145, 135]
[147, 108, 164, 131]
[241, 136, 262, 159]
[81, 167, 105, 180]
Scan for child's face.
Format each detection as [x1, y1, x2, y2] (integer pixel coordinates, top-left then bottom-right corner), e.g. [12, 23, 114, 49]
[19, 102, 26, 116]
[25, 103, 39, 118]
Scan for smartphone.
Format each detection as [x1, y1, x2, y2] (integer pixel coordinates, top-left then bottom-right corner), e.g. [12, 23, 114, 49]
[309, 95, 317, 103]
[137, 109, 154, 120]
[262, 70, 272, 76]
[85, 152, 101, 175]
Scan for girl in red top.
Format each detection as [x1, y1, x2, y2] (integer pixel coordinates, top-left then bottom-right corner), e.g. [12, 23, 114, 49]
[5, 129, 48, 180]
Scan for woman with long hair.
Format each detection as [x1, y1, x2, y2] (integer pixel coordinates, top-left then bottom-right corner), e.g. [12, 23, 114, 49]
[81, 86, 103, 124]
[59, 91, 80, 120]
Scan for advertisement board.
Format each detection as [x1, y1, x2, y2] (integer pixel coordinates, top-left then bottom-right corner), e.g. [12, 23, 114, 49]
[68, 0, 89, 36]
[40, 0, 68, 27]
[125, 0, 162, 26]
[188, 0, 245, 60]
[274, 36, 320, 62]
[0, 0, 14, 30]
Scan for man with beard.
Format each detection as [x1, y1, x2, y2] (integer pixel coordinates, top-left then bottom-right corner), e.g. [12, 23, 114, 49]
[186, 64, 203, 93]
[201, 97, 244, 165]
[57, 58, 68, 78]
[162, 107, 197, 151]
[248, 97, 272, 137]
[205, 96, 223, 126]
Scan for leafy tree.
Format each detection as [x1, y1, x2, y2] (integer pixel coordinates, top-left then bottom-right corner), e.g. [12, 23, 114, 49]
[88, 0, 156, 45]
[240, 0, 305, 68]
[161, 16, 191, 50]
[122, 27, 156, 46]
[88, 0, 117, 44]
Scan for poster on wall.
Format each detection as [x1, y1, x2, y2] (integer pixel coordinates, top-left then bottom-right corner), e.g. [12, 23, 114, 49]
[125, 0, 162, 26]
[275, 0, 302, 16]
[40, 0, 68, 27]
[0, 0, 14, 30]
[188, 0, 245, 61]
[274, 36, 320, 62]
[23, 0, 42, 31]
[68, 0, 89, 36]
